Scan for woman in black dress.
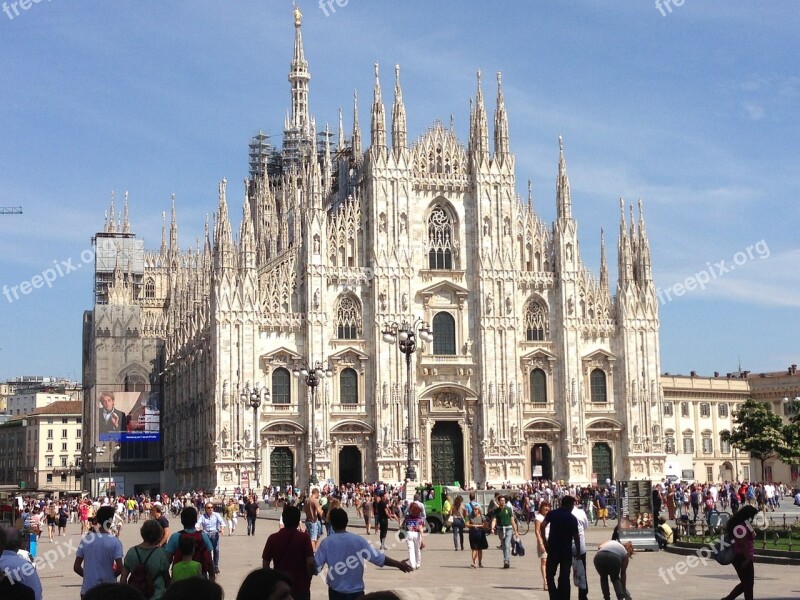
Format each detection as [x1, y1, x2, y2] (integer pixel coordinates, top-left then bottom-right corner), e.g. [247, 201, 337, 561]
[466, 504, 489, 568]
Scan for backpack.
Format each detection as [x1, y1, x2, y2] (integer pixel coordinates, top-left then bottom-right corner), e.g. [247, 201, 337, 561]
[128, 547, 156, 598]
[704, 497, 714, 510]
[172, 531, 213, 577]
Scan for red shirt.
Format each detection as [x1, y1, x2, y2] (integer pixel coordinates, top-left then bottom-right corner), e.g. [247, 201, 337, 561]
[262, 527, 314, 595]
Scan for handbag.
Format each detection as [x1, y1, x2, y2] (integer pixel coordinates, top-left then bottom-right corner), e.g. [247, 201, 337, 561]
[515, 537, 525, 557]
[713, 534, 735, 565]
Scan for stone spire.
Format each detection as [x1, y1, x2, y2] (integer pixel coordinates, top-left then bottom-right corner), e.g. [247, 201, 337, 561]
[352, 90, 362, 159]
[527, 179, 534, 214]
[122, 191, 130, 234]
[160, 211, 167, 256]
[338, 106, 345, 151]
[288, 4, 310, 133]
[370, 62, 387, 151]
[240, 184, 255, 269]
[323, 122, 332, 191]
[618, 197, 632, 284]
[391, 64, 407, 154]
[600, 228, 609, 290]
[169, 193, 178, 253]
[494, 71, 509, 159]
[556, 136, 572, 221]
[470, 70, 489, 161]
[637, 198, 653, 283]
[107, 191, 116, 234]
[214, 178, 234, 262]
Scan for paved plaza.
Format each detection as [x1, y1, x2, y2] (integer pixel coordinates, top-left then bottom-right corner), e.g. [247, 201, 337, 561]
[34, 506, 800, 600]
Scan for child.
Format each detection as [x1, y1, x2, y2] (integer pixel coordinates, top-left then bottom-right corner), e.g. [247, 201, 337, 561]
[171, 535, 202, 582]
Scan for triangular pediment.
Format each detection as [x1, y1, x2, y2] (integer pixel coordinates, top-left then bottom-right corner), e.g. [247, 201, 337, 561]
[419, 280, 470, 299]
[582, 349, 616, 363]
[520, 348, 558, 362]
[328, 347, 370, 362]
[261, 347, 303, 366]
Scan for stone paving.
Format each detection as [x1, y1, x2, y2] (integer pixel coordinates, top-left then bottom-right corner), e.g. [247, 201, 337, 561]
[35, 504, 800, 599]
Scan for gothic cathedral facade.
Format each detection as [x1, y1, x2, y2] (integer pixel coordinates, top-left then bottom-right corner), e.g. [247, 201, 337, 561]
[89, 13, 665, 493]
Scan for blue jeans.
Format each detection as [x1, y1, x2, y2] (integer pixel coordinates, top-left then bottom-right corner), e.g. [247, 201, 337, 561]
[208, 532, 220, 569]
[499, 526, 513, 563]
[452, 517, 465, 549]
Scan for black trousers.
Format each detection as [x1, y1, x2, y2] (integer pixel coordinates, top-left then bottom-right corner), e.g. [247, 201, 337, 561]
[378, 519, 388, 544]
[545, 553, 572, 600]
[247, 515, 257, 535]
[725, 554, 754, 600]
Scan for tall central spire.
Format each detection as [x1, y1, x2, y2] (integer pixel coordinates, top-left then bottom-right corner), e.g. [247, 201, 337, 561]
[288, 5, 311, 133]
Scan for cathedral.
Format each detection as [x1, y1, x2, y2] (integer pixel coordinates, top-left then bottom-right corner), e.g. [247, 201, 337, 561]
[84, 9, 667, 493]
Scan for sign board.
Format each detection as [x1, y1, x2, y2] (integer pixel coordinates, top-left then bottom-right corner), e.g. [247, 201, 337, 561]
[681, 469, 695, 481]
[532, 465, 543, 477]
[241, 471, 250, 486]
[616, 480, 658, 550]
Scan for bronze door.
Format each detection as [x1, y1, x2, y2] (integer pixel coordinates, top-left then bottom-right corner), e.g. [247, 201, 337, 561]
[591, 443, 613, 486]
[430, 421, 464, 485]
[270, 447, 294, 489]
[338, 446, 362, 485]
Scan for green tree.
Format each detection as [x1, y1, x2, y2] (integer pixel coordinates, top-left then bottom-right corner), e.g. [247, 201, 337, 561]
[780, 399, 800, 464]
[720, 398, 787, 481]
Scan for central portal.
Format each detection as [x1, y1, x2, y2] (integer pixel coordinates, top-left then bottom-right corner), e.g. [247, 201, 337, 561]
[338, 445, 362, 485]
[430, 421, 464, 485]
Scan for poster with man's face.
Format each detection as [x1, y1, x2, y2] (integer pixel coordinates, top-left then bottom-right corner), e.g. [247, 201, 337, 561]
[97, 389, 160, 442]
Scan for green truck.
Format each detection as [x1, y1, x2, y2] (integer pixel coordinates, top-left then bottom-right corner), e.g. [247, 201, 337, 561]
[416, 485, 513, 533]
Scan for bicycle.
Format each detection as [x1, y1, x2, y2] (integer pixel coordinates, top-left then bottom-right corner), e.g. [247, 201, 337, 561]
[513, 509, 531, 535]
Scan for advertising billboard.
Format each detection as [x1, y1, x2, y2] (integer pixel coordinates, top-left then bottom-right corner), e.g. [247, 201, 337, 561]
[98, 389, 160, 442]
[616, 480, 658, 549]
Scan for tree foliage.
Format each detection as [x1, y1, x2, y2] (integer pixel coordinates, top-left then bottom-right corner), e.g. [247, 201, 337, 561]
[720, 398, 787, 480]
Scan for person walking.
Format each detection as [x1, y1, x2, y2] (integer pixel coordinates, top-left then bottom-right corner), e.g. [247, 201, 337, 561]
[534, 500, 551, 591]
[402, 501, 425, 570]
[594, 490, 608, 527]
[466, 504, 489, 568]
[304, 487, 325, 551]
[197, 502, 225, 575]
[245, 497, 259, 537]
[73, 505, 124, 597]
[120, 520, 171, 600]
[721, 505, 758, 600]
[374, 490, 391, 550]
[593, 539, 634, 600]
[262, 506, 315, 600]
[450, 495, 468, 551]
[542, 496, 581, 599]
[489, 495, 519, 569]
[571, 498, 590, 600]
[314, 508, 413, 600]
[224, 499, 238, 536]
[0, 527, 43, 600]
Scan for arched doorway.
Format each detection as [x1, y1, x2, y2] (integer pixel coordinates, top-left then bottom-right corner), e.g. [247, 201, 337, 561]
[431, 421, 464, 485]
[591, 443, 613, 486]
[531, 444, 553, 480]
[720, 461, 733, 482]
[270, 447, 294, 489]
[338, 446, 362, 485]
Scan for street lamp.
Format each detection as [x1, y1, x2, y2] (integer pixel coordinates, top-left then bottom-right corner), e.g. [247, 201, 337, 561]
[107, 443, 120, 496]
[382, 318, 434, 482]
[293, 361, 333, 486]
[240, 382, 269, 492]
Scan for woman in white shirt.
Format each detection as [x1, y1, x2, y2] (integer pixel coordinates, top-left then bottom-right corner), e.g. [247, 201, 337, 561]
[593, 540, 634, 600]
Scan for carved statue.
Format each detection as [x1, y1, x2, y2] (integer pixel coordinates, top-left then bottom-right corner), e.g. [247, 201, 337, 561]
[243, 425, 252, 448]
[401, 292, 408, 311]
[505, 294, 512, 315]
[400, 213, 407, 233]
[313, 289, 320, 310]
[313, 236, 320, 254]
[314, 427, 323, 449]
[486, 293, 493, 315]
[510, 423, 518, 441]
[379, 291, 387, 311]
[220, 425, 229, 447]
[378, 213, 387, 233]
[463, 338, 473, 355]
[382, 424, 389, 447]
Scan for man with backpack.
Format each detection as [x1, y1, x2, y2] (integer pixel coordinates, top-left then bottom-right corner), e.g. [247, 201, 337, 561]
[121, 519, 171, 599]
[164, 506, 215, 581]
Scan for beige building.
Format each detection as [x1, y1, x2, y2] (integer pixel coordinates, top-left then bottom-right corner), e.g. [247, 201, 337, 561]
[7, 391, 72, 417]
[0, 401, 83, 494]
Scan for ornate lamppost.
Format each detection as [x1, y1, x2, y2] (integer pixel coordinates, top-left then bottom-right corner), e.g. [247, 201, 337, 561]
[293, 361, 332, 486]
[241, 383, 269, 492]
[382, 318, 434, 482]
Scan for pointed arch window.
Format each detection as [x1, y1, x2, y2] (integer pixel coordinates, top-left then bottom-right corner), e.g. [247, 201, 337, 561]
[432, 312, 456, 355]
[590, 369, 607, 403]
[144, 278, 155, 299]
[335, 296, 362, 340]
[427, 205, 454, 270]
[340, 368, 358, 405]
[271, 368, 291, 405]
[524, 300, 548, 341]
[530, 369, 547, 404]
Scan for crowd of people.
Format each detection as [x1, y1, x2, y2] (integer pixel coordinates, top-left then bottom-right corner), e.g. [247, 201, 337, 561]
[0, 477, 796, 599]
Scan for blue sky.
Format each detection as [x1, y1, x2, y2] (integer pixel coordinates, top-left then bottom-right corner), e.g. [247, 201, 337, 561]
[0, 1, 798, 381]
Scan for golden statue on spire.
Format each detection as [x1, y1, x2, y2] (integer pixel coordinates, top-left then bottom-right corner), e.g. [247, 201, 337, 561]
[294, 4, 302, 26]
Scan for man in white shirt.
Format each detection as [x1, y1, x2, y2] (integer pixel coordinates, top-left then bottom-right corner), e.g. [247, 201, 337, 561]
[73, 506, 123, 597]
[0, 527, 42, 600]
[197, 502, 226, 574]
[572, 498, 590, 600]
